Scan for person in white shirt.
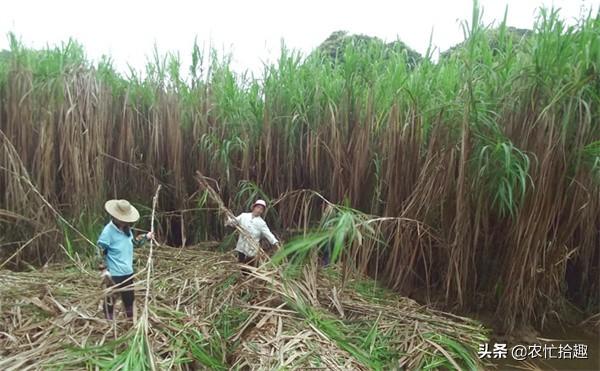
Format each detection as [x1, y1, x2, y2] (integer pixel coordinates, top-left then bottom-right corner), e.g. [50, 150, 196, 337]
[225, 199, 280, 266]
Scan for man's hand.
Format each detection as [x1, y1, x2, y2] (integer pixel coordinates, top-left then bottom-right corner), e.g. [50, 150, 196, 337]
[100, 268, 113, 286]
[136, 232, 154, 241]
[225, 217, 238, 227]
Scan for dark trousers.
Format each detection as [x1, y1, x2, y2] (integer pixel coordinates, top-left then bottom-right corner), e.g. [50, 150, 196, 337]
[103, 274, 134, 319]
[236, 252, 256, 275]
[321, 244, 331, 266]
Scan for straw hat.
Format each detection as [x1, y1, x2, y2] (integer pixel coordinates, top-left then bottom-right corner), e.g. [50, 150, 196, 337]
[104, 199, 140, 223]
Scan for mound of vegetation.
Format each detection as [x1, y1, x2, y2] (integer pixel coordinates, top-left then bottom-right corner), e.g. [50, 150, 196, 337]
[0, 248, 488, 370]
[313, 30, 423, 67]
[440, 26, 532, 58]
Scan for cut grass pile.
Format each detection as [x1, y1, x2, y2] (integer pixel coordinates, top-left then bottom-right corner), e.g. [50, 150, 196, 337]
[0, 248, 488, 370]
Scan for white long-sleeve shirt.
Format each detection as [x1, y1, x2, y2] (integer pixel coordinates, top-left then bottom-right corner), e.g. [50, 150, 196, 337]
[226, 212, 278, 257]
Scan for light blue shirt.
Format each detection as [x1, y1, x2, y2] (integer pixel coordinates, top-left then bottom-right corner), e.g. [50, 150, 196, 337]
[97, 221, 143, 276]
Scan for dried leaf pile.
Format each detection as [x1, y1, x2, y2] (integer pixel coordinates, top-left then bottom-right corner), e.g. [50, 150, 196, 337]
[0, 248, 488, 370]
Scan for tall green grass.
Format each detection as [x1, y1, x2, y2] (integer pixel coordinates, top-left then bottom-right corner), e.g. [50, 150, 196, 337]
[0, 3, 598, 331]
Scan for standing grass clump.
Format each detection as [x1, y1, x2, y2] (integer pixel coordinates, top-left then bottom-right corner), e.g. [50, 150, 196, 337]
[474, 139, 531, 218]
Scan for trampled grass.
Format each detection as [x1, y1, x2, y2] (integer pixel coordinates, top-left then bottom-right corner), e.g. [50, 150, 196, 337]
[0, 248, 489, 370]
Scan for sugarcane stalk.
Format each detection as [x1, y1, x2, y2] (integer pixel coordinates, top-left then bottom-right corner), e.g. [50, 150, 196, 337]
[139, 184, 161, 370]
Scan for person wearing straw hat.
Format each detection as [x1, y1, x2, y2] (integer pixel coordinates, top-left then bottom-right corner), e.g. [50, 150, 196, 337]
[225, 199, 280, 268]
[97, 199, 154, 321]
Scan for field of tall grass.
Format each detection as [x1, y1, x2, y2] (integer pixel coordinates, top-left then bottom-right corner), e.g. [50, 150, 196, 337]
[0, 5, 598, 336]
